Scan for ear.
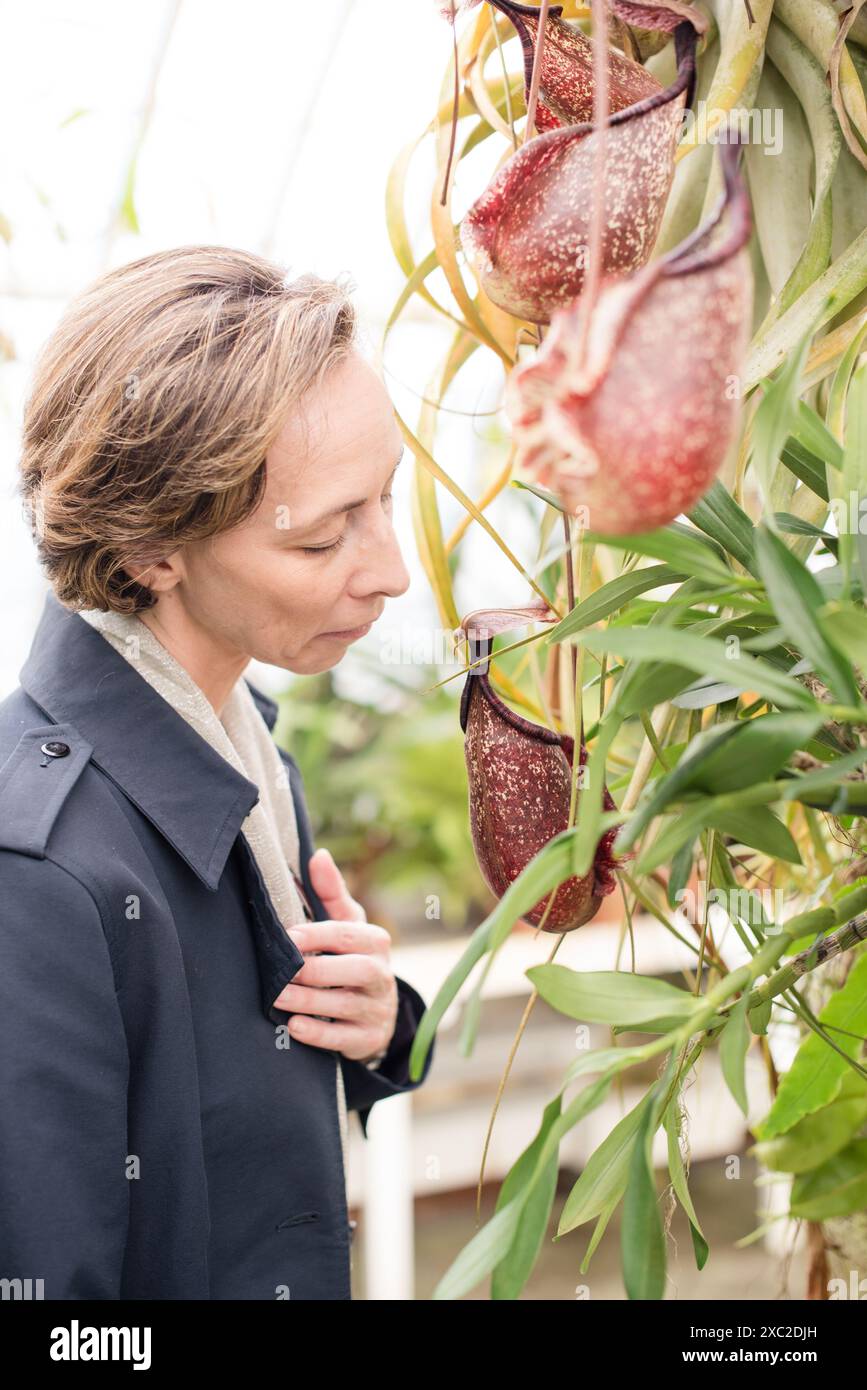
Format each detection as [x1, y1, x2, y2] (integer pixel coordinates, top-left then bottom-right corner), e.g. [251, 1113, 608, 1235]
[123, 549, 185, 596]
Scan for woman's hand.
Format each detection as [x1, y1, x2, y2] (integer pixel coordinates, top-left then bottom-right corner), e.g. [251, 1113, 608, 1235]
[272, 847, 399, 1064]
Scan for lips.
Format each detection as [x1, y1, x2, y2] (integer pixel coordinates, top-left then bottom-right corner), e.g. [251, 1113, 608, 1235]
[321, 618, 377, 639]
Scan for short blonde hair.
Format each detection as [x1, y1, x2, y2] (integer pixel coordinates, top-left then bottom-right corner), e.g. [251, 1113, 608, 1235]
[18, 245, 358, 613]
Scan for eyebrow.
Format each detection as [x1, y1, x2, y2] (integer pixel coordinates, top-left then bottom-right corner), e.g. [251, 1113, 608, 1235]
[293, 447, 406, 532]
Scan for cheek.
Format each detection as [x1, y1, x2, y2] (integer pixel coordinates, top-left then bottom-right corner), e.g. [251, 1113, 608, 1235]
[194, 541, 352, 649]
[261, 555, 350, 632]
[277, 558, 341, 602]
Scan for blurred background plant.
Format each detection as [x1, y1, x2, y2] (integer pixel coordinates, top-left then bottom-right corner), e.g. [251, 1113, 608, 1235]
[274, 665, 491, 933]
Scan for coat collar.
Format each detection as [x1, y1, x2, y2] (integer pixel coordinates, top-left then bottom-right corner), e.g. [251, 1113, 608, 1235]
[19, 588, 282, 891]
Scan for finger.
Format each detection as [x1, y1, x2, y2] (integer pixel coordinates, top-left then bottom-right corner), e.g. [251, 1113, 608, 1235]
[272, 984, 361, 1021]
[283, 1015, 374, 1056]
[292, 952, 386, 989]
[286, 920, 391, 956]
[307, 848, 367, 923]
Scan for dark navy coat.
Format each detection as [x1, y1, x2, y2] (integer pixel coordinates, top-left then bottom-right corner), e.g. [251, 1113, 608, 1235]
[0, 589, 434, 1300]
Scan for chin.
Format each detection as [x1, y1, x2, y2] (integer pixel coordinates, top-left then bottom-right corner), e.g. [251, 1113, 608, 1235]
[281, 650, 342, 676]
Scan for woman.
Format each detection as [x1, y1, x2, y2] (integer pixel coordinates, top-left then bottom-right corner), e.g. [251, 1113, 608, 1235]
[0, 245, 435, 1300]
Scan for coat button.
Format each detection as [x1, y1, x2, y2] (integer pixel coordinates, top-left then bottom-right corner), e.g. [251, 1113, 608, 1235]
[348, 1218, 358, 1245]
[40, 741, 70, 758]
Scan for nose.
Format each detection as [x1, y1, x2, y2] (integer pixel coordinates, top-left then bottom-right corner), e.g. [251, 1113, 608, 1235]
[349, 511, 411, 602]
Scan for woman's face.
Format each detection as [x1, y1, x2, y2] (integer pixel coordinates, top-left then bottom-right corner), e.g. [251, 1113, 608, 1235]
[148, 351, 411, 677]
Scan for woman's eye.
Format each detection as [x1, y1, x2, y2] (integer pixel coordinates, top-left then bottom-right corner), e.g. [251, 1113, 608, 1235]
[302, 534, 346, 555]
[301, 493, 392, 555]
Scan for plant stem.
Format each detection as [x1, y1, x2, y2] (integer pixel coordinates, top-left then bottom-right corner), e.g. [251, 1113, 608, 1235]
[778, 988, 867, 1082]
[639, 709, 670, 772]
[574, 0, 609, 363]
[695, 829, 717, 994]
[523, 0, 551, 143]
[622, 702, 675, 812]
[474, 929, 563, 1222]
[491, 9, 518, 151]
[747, 912, 867, 1008]
[440, 0, 461, 204]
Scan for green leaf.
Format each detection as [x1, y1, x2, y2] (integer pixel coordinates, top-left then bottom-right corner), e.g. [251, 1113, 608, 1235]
[632, 808, 720, 876]
[780, 439, 830, 500]
[687, 481, 757, 575]
[789, 1140, 867, 1220]
[495, 1094, 562, 1209]
[618, 722, 744, 851]
[774, 512, 836, 551]
[821, 604, 867, 672]
[548, 565, 687, 640]
[569, 716, 621, 878]
[527, 965, 699, 1030]
[751, 1088, 867, 1174]
[622, 1102, 666, 1300]
[779, 747, 867, 805]
[751, 324, 819, 525]
[579, 1198, 618, 1276]
[492, 1094, 563, 1300]
[664, 1100, 708, 1270]
[582, 526, 734, 586]
[827, 321, 867, 442]
[688, 1219, 710, 1273]
[762, 18, 840, 319]
[432, 1072, 614, 1298]
[576, 626, 818, 712]
[670, 678, 748, 709]
[637, 800, 802, 874]
[719, 994, 751, 1116]
[748, 998, 773, 1036]
[432, 1198, 523, 1301]
[558, 1090, 655, 1235]
[745, 224, 867, 390]
[492, 1149, 559, 1300]
[562, 1044, 650, 1087]
[511, 478, 570, 512]
[685, 712, 825, 795]
[838, 361, 867, 596]
[614, 659, 699, 720]
[601, 578, 714, 719]
[668, 836, 695, 908]
[754, 524, 862, 704]
[793, 402, 843, 471]
[709, 805, 802, 864]
[755, 950, 867, 1139]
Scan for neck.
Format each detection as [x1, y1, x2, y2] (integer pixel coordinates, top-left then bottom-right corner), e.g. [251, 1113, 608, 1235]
[138, 593, 251, 719]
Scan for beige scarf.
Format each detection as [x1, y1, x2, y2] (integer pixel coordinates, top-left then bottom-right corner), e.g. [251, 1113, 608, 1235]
[77, 606, 350, 1185]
